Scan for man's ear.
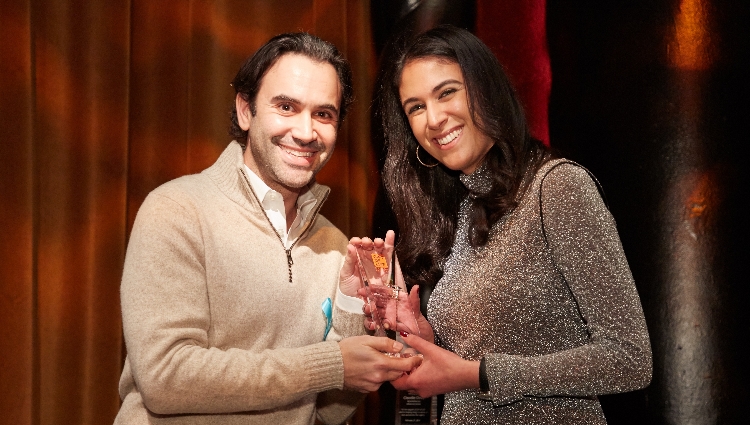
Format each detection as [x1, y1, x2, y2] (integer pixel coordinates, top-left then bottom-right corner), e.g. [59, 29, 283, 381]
[236, 94, 252, 131]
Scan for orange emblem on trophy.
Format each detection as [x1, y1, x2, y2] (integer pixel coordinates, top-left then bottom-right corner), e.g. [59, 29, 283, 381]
[371, 252, 388, 271]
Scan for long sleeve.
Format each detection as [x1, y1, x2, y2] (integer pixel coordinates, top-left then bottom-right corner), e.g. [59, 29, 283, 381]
[485, 164, 652, 405]
[315, 306, 368, 424]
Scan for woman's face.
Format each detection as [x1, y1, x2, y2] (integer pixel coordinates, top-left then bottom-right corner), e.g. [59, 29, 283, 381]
[399, 57, 494, 174]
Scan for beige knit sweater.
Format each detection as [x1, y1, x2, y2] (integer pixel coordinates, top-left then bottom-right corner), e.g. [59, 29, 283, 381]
[115, 141, 365, 425]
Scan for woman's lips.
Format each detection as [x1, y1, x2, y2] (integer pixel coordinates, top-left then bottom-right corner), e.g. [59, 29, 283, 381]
[435, 127, 463, 146]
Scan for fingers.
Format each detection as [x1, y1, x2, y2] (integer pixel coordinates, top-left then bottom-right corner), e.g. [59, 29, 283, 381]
[340, 335, 424, 392]
[394, 256, 406, 290]
[364, 317, 378, 331]
[357, 287, 368, 299]
[382, 351, 423, 376]
[408, 284, 421, 315]
[390, 374, 410, 390]
[398, 332, 429, 353]
[385, 230, 396, 249]
[362, 336, 404, 354]
[339, 243, 364, 297]
[360, 237, 374, 250]
[340, 243, 359, 277]
[351, 230, 396, 253]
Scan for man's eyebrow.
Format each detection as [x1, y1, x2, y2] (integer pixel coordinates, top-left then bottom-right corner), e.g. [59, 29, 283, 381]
[401, 79, 463, 109]
[270, 94, 300, 104]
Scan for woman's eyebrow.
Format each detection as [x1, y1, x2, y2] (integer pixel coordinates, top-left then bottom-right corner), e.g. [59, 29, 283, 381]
[401, 79, 463, 108]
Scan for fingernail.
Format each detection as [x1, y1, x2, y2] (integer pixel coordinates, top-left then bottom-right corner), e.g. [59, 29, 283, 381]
[393, 341, 404, 351]
[400, 331, 409, 337]
[384, 323, 390, 329]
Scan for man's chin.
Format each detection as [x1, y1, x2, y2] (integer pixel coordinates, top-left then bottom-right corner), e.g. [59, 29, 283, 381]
[277, 171, 316, 191]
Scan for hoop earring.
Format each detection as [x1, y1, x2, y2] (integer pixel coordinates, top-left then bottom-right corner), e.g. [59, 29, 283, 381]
[415, 145, 439, 168]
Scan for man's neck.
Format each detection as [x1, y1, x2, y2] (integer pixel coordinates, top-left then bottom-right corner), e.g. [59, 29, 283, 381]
[243, 152, 301, 231]
[282, 192, 299, 231]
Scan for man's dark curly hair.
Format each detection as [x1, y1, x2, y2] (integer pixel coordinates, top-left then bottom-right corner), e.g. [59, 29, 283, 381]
[229, 32, 354, 145]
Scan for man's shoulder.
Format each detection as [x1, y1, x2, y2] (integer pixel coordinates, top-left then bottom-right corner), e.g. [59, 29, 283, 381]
[149, 141, 242, 201]
[134, 172, 224, 223]
[149, 172, 215, 202]
[307, 212, 348, 250]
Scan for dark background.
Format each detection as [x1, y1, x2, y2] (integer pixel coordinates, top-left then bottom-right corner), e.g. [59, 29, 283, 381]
[372, 0, 750, 423]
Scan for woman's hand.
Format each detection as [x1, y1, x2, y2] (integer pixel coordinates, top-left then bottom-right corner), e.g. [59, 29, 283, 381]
[363, 282, 435, 344]
[390, 333, 480, 399]
[361, 258, 435, 344]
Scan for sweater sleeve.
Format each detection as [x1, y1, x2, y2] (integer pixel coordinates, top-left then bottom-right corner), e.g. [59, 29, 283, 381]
[485, 164, 652, 405]
[315, 279, 369, 423]
[120, 191, 345, 415]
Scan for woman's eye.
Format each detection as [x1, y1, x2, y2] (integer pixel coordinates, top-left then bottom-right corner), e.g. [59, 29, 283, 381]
[440, 88, 457, 98]
[407, 104, 424, 115]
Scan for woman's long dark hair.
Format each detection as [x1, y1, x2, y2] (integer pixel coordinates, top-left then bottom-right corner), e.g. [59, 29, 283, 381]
[376, 25, 553, 288]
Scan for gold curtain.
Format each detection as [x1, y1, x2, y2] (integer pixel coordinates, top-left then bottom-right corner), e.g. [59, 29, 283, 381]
[0, 0, 379, 424]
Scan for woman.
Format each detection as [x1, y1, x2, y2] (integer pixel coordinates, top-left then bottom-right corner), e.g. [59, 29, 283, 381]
[372, 25, 652, 424]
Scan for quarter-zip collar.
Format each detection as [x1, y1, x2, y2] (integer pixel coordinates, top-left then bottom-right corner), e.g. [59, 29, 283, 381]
[204, 141, 332, 283]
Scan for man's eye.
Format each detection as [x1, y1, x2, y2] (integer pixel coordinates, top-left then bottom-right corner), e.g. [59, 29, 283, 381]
[279, 103, 294, 112]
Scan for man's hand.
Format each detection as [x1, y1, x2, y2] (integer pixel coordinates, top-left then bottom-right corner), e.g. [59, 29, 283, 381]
[339, 335, 422, 393]
[339, 230, 395, 298]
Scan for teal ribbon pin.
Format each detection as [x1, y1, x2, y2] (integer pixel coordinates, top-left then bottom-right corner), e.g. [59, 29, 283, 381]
[321, 297, 332, 340]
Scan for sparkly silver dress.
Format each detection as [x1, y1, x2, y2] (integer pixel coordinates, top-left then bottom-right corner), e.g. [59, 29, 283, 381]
[427, 159, 652, 424]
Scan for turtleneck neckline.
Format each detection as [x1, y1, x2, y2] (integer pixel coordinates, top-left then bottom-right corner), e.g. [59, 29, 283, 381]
[459, 161, 493, 195]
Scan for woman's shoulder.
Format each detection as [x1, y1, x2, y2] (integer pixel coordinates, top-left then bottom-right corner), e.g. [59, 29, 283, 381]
[533, 158, 592, 188]
[529, 159, 611, 224]
[530, 159, 605, 204]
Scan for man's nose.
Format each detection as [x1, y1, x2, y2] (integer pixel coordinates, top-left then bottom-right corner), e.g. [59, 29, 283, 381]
[292, 114, 315, 143]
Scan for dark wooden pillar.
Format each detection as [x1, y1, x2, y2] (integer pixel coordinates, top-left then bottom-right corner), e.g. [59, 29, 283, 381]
[547, 1, 750, 423]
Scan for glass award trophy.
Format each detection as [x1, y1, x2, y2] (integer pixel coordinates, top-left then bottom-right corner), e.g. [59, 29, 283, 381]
[355, 244, 434, 425]
[355, 246, 420, 356]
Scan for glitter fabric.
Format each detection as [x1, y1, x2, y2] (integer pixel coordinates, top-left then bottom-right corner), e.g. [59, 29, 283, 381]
[427, 159, 652, 424]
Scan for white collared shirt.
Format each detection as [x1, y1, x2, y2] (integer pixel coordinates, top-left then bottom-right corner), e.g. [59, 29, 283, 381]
[243, 165, 363, 313]
[244, 165, 317, 248]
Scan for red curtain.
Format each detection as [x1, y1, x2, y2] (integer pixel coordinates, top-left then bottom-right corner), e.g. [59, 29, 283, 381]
[1, 1, 377, 424]
[476, 0, 551, 145]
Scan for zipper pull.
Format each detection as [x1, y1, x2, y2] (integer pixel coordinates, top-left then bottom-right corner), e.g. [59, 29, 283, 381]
[285, 248, 293, 283]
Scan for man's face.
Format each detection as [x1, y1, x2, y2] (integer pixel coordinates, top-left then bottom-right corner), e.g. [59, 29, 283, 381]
[237, 54, 342, 196]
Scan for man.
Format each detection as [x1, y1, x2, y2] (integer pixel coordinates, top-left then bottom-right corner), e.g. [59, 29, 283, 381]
[115, 33, 420, 425]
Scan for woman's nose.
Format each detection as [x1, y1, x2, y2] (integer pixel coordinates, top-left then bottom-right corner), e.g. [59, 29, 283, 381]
[426, 105, 447, 130]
